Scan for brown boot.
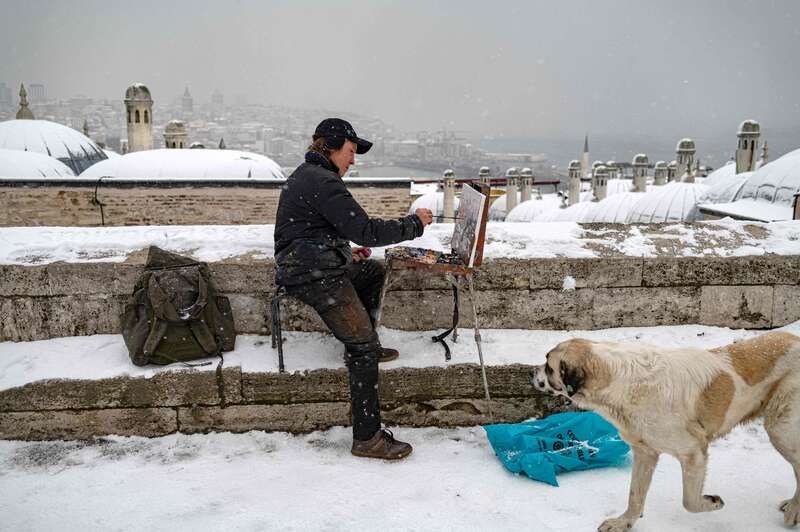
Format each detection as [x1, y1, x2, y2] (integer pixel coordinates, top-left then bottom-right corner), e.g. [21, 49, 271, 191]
[344, 347, 399, 364]
[379, 347, 399, 363]
[351, 429, 413, 460]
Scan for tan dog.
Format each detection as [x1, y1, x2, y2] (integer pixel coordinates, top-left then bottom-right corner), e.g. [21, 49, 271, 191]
[531, 331, 800, 531]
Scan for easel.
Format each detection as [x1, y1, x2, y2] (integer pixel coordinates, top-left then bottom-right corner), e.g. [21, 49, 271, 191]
[375, 183, 493, 415]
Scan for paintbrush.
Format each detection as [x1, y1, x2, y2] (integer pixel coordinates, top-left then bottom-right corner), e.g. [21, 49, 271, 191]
[435, 215, 464, 221]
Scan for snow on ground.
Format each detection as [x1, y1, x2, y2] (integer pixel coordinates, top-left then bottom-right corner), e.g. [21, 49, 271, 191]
[1, 219, 799, 265]
[4, 322, 800, 391]
[0, 423, 794, 531]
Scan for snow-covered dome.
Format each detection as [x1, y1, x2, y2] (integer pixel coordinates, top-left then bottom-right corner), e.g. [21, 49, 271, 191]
[699, 172, 750, 204]
[702, 161, 736, 188]
[0, 119, 107, 174]
[582, 192, 641, 223]
[633, 153, 649, 166]
[677, 138, 696, 152]
[626, 181, 709, 223]
[0, 148, 75, 177]
[125, 83, 152, 102]
[165, 119, 187, 134]
[80, 148, 285, 179]
[538, 200, 598, 222]
[505, 194, 562, 222]
[732, 147, 800, 205]
[606, 178, 642, 195]
[738, 119, 760, 135]
[102, 149, 122, 159]
[408, 192, 459, 217]
[488, 192, 520, 221]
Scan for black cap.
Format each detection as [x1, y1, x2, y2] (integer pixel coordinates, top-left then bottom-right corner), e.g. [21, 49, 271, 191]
[313, 118, 373, 154]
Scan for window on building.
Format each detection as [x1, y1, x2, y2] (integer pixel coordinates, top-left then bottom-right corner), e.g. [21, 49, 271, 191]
[135, 110, 140, 123]
[144, 110, 149, 124]
[127, 110, 131, 123]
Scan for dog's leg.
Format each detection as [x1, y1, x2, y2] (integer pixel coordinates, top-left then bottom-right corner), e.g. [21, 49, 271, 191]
[678, 446, 725, 513]
[764, 382, 800, 527]
[598, 445, 659, 532]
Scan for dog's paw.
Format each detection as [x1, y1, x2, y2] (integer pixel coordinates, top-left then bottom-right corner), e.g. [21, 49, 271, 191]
[598, 517, 634, 532]
[685, 494, 724, 513]
[779, 498, 800, 527]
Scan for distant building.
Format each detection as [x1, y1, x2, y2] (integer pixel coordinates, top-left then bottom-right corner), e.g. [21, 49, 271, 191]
[28, 83, 45, 101]
[182, 86, 193, 118]
[164, 119, 188, 149]
[124, 83, 153, 152]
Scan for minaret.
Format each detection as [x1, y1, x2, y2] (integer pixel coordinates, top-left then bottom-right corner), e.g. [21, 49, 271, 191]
[580, 133, 590, 178]
[182, 86, 193, 118]
[505, 167, 520, 213]
[219, 137, 226, 149]
[124, 83, 154, 152]
[478, 166, 492, 187]
[676, 138, 696, 175]
[567, 160, 581, 206]
[16, 83, 34, 119]
[632, 153, 648, 192]
[653, 161, 668, 186]
[592, 165, 608, 202]
[519, 167, 533, 202]
[736, 120, 760, 173]
[442, 169, 456, 219]
[164, 119, 188, 149]
[667, 161, 677, 182]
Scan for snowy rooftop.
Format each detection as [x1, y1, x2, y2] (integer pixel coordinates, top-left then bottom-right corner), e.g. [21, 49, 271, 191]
[80, 148, 285, 180]
[626, 181, 709, 223]
[0, 119, 107, 174]
[1, 219, 798, 266]
[0, 148, 75, 177]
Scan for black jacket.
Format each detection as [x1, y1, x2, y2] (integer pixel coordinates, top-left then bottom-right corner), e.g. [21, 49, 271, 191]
[274, 151, 424, 286]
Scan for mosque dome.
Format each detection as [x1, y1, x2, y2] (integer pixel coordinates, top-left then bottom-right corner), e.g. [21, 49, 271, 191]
[676, 138, 696, 152]
[505, 195, 562, 222]
[568, 160, 580, 170]
[633, 153, 649, 166]
[102, 149, 122, 159]
[738, 119, 760, 135]
[605, 160, 616, 168]
[732, 147, 800, 205]
[582, 192, 640, 223]
[408, 192, 460, 218]
[519, 167, 533, 178]
[125, 83, 152, 102]
[654, 161, 667, 170]
[488, 192, 520, 221]
[538, 200, 598, 222]
[626, 181, 709, 223]
[0, 148, 75, 177]
[505, 167, 520, 178]
[701, 161, 736, 188]
[606, 178, 644, 195]
[165, 119, 187, 134]
[80, 148, 285, 179]
[0, 119, 107, 174]
[700, 171, 750, 204]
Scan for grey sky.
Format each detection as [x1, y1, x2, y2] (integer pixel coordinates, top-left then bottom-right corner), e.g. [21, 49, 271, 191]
[2, 0, 799, 141]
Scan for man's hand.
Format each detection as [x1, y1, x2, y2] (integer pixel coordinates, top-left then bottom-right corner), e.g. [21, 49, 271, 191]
[352, 247, 372, 263]
[415, 208, 434, 226]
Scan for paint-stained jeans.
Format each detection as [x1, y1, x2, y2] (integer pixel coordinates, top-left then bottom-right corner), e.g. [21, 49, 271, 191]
[285, 259, 385, 441]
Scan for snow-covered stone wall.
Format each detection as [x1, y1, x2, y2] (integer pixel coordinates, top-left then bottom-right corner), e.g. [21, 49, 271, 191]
[0, 178, 413, 226]
[2, 253, 799, 344]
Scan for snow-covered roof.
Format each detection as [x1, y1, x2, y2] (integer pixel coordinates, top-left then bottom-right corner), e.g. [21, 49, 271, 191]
[537, 200, 598, 222]
[80, 148, 285, 179]
[702, 161, 736, 188]
[504, 194, 562, 222]
[102, 149, 122, 159]
[488, 192, 519, 221]
[698, 199, 793, 222]
[606, 178, 642, 195]
[125, 83, 152, 102]
[407, 192, 459, 217]
[0, 148, 75, 177]
[582, 192, 641, 223]
[626, 181, 709, 223]
[0, 119, 107, 174]
[699, 172, 750, 205]
[733, 147, 800, 205]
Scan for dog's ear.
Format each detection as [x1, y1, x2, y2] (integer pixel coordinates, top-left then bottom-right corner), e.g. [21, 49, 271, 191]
[559, 360, 585, 396]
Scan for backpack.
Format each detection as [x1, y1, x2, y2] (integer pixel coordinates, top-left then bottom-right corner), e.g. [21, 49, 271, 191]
[121, 246, 236, 366]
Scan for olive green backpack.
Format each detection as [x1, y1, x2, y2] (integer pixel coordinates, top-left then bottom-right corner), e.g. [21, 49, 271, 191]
[121, 246, 236, 366]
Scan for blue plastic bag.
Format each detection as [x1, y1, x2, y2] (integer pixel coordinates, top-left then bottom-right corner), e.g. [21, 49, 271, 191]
[483, 411, 630, 486]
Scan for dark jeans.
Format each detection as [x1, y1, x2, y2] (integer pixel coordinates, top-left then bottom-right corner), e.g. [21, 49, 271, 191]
[285, 259, 385, 441]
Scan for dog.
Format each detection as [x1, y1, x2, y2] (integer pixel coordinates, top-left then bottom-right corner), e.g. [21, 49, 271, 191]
[531, 331, 800, 531]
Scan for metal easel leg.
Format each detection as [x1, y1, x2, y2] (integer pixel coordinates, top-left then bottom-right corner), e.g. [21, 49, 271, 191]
[448, 274, 460, 344]
[467, 274, 493, 420]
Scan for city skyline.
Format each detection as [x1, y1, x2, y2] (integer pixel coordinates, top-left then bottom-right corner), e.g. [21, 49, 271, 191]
[2, 0, 799, 144]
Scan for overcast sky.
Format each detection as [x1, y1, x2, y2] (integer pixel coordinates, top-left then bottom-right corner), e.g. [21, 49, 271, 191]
[3, 0, 799, 141]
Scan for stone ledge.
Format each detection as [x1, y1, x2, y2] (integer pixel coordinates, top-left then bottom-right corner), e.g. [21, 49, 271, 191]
[0, 407, 177, 440]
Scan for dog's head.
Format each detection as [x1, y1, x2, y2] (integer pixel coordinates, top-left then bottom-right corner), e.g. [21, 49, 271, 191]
[531, 339, 609, 402]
